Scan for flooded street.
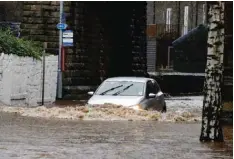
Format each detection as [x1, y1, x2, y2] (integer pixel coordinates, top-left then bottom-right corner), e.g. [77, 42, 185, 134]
[0, 111, 232, 159]
[0, 96, 204, 122]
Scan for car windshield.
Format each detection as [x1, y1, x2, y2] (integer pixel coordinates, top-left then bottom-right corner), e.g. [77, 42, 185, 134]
[95, 81, 145, 96]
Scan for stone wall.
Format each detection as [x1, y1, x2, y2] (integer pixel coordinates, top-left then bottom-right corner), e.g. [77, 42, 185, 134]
[63, 2, 147, 99]
[21, 2, 147, 99]
[0, 53, 58, 106]
[0, 1, 23, 22]
[21, 1, 72, 55]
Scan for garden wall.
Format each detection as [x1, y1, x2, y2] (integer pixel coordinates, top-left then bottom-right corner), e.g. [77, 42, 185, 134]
[0, 53, 58, 106]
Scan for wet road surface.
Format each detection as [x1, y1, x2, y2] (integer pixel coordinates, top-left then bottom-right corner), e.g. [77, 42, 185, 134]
[0, 112, 232, 159]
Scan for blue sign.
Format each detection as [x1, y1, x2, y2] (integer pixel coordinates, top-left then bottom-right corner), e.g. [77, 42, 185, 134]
[56, 23, 67, 30]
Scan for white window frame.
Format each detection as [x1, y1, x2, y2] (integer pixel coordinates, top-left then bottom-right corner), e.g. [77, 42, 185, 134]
[183, 6, 189, 35]
[202, 3, 206, 24]
[166, 8, 172, 32]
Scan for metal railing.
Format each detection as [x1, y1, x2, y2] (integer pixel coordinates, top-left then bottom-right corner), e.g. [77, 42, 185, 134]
[147, 23, 179, 38]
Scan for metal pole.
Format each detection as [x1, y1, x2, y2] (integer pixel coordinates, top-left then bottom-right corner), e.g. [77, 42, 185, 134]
[167, 46, 173, 69]
[40, 1, 45, 106]
[57, 1, 63, 99]
[42, 42, 47, 105]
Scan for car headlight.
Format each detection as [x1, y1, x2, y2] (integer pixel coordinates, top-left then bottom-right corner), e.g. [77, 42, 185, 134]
[85, 104, 93, 107]
[131, 104, 143, 111]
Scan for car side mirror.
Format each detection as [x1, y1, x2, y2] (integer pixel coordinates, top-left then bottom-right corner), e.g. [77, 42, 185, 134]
[88, 91, 94, 95]
[148, 93, 156, 98]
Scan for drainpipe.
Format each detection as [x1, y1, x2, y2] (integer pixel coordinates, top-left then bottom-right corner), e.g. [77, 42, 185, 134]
[177, 1, 181, 37]
[153, 1, 155, 24]
[195, 1, 198, 26]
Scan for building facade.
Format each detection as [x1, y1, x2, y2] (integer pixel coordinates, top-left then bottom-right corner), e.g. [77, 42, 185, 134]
[146, 1, 207, 72]
[0, 1, 147, 99]
[0, 1, 232, 99]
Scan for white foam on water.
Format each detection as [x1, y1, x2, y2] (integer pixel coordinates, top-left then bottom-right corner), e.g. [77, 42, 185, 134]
[0, 96, 204, 122]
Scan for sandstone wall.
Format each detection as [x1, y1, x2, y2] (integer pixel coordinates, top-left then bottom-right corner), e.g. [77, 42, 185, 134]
[21, 1, 72, 55]
[21, 2, 147, 99]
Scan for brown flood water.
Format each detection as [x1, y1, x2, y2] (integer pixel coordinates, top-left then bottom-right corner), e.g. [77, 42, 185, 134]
[0, 112, 232, 159]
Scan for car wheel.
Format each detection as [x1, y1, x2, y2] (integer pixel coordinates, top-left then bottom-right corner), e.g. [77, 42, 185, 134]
[161, 102, 167, 113]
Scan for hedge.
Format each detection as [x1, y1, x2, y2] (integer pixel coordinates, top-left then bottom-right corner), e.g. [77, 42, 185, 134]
[0, 29, 43, 60]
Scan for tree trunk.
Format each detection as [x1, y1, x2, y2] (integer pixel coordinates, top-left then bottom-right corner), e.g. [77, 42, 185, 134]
[200, 1, 225, 142]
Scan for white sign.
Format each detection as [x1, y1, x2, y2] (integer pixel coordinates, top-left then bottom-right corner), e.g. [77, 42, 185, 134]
[63, 38, 73, 43]
[63, 37, 73, 47]
[63, 30, 73, 38]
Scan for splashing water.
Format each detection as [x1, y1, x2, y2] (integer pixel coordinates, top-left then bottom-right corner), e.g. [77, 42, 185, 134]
[0, 96, 203, 122]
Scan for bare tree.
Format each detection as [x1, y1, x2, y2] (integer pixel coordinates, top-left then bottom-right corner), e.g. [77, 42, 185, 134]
[200, 1, 225, 142]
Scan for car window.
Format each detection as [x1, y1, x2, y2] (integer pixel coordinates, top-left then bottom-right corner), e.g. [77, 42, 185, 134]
[152, 80, 160, 93]
[146, 80, 160, 95]
[95, 81, 145, 96]
[146, 81, 156, 94]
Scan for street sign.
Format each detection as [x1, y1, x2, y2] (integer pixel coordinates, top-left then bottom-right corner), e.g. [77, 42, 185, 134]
[63, 30, 73, 38]
[56, 23, 67, 30]
[63, 30, 73, 47]
[63, 38, 73, 47]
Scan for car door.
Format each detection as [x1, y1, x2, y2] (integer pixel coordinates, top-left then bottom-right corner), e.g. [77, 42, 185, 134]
[151, 80, 164, 109]
[145, 80, 164, 110]
[145, 80, 157, 109]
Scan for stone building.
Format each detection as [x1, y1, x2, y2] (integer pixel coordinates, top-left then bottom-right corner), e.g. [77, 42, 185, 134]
[0, 1, 232, 99]
[146, 1, 207, 72]
[0, 1, 147, 99]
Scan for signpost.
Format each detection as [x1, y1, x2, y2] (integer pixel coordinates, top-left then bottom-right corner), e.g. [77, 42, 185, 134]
[56, 3, 74, 98]
[57, 1, 64, 99]
[56, 4, 73, 99]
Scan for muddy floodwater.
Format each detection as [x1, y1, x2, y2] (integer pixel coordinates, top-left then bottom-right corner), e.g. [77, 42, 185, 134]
[0, 96, 205, 122]
[0, 111, 232, 159]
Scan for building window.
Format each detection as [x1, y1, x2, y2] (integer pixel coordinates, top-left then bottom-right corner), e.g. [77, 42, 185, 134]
[183, 6, 189, 35]
[166, 8, 172, 32]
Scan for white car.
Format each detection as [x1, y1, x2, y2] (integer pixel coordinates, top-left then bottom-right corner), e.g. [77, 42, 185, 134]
[87, 77, 166, 112]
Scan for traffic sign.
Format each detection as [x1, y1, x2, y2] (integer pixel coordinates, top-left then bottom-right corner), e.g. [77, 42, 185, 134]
[63, 30, 73, 47]
[63, 38, 73, 47]
[63, 30, 73, 38]
[56, 23, 67, 30]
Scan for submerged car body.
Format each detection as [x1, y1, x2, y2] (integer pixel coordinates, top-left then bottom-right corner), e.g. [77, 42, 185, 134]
[87, 77, 166, 112]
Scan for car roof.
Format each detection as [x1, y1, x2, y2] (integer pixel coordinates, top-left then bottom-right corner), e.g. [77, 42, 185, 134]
[104, 77, 153, 83]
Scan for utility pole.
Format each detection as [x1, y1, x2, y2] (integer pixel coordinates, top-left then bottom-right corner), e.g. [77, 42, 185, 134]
[57, 1, 63, 99]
